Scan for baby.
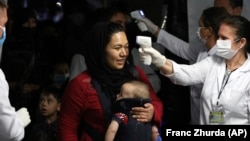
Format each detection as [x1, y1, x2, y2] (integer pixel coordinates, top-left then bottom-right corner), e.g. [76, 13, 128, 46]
[105, 80, 160, 141]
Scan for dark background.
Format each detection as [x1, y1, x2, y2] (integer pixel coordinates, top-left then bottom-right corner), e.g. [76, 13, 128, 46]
[4, 0, 191, 132]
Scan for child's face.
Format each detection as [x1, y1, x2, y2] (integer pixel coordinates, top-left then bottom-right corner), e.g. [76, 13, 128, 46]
[116, 83, 134, 101]
[39, 93, 61, 118]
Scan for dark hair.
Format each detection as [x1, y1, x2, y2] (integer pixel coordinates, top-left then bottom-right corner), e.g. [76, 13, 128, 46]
[202, 7, 229, 39]
[229, 0, 243, 9]
[85, 3, 129, 31]
[220, 15, 250, 52]
[106, 6, 127, 20]
[0, 0, 8, 8]
[17, 8, 37, 25]
[40, 86, 62, 102]
[106, 21, 126, 42]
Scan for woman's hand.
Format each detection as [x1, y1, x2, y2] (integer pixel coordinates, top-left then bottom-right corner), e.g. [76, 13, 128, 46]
[131, 103, 154, 122]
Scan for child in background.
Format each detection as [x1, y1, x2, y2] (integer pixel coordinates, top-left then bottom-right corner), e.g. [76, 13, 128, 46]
[28, 86, 62, 141]
[105, 80, 161, 141]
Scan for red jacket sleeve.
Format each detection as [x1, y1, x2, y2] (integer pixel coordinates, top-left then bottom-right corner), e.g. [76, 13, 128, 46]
[135, 65, 163, 126]
[57, 72, 107, 141]
[57, 77, 87, 141]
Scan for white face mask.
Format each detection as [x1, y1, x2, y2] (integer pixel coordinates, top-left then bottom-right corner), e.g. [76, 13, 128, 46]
[0, 26, 6, 62]
[196, 27, 206, 44]
[0, 26, 6, 46]
[216, 39, 241, 59]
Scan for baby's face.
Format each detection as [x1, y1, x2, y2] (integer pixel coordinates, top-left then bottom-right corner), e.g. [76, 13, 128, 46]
[116, 83, 134, 101]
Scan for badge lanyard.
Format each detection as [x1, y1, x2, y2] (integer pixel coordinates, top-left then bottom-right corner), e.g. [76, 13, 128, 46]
[216, 69, 235, 105]
[210, 69, 236, 124]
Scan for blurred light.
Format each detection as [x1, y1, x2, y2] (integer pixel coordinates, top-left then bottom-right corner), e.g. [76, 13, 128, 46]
[56, 2, 62, 8]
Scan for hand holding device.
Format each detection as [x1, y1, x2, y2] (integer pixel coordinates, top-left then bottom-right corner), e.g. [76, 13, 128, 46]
[139, 46, 166, 68]
[130, 10, 158, 34]
[136, 36, 152, 65]
[130, 10, 148, 32]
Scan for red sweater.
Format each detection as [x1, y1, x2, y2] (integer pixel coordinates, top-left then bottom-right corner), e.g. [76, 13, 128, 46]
[57, 66, 163, 141]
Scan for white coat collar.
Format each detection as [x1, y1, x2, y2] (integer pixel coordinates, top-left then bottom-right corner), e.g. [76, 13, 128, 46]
[217, 53, 250, 88]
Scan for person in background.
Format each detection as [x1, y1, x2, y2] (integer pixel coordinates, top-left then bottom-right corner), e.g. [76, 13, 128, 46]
[0, 0, 31, 140]
[28, 86, 61, 141]
[105, 80, 160, 141]
[58, 21, 163, 141]
[139, 15, 250, 124]
[50, 60, 70, 89]
[214, 0, 243, 16]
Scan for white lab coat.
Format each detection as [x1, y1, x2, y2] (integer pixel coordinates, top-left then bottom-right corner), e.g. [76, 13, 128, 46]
[156, 29, 218, 124]
[0, 69, 25, 141]
[157, 29, 204, 64]
[164, 54, 250, 124]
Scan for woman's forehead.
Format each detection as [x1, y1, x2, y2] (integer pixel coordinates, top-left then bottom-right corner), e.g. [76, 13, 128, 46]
[219, 24, 235, 38]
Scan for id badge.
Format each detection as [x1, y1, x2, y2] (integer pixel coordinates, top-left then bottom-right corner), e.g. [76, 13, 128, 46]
[209, 104, 225, 123]
[209, 111, 224, 123]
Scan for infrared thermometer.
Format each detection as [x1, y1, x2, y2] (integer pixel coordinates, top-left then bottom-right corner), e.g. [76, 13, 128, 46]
[136, 36, 152, 65]
[130, 10, 148, 32]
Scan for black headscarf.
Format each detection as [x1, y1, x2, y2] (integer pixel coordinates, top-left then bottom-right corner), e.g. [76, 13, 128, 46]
[84, 21, 136, 100]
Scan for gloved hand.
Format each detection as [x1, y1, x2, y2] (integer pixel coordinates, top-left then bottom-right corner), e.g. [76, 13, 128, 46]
[139, 47, 166, 68]
[16, 108, 31, 127]
[136, 18, 158, 34]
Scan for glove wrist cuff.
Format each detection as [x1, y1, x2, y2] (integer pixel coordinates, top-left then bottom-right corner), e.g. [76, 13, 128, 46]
[149, 25, 158, 35]
[153, 26, 159, 34]
[155, 56, 167, 68]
